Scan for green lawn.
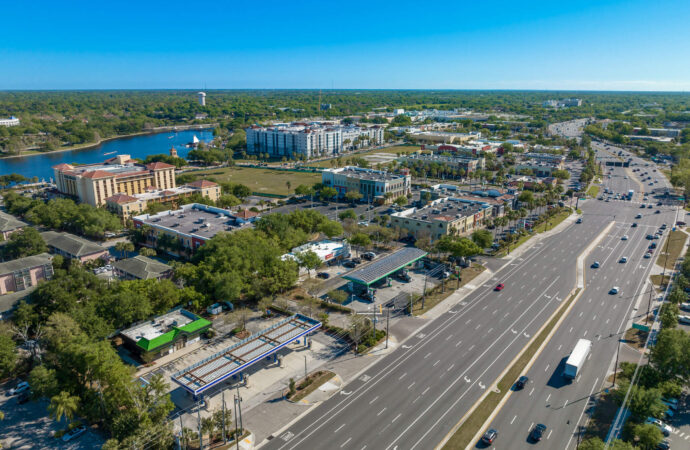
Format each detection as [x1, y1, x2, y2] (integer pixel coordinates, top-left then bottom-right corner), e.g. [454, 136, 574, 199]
[307, 144, 421, 168]
[657, 230, 687, 270]
[586, 184, 599, 198]
[496, 210, 572, 257]
[183, 166, 322, 195]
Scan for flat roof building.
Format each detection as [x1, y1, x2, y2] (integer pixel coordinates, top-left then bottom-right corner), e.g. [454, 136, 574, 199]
[119, 308, 211, 362]
[321, 166, 410, 204]
[132, 203, 258, 256]
[391, 197, 492, 241]
[283, 240, 351, 265]
[0, 116, 20, 127]
[53, 154, 176, 207]
[399, 153, 485, 174]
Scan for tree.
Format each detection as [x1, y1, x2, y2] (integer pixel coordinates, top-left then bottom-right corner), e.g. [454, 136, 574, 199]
[286, 181, 292, 193]
[115, 241, 135, 260]
[318, 220, 343, 238]
[320, 187, 337, 202]
[339, 209, 357, 221]
[394, 196, 408, 207]
[296, 251, 322, 278]
[345, 191, 363, 204]
[2, 227, 47, 259]
[0, 333, 17, 379]
[294, 184, 315, 199]
[628, 385, 666, 420]
[659, 302, 679, 329]
[28, 365, 59, 398]
[49, 391, 80, 424]
[435, 235, 482, 259]
[552, 169, 571, 180]
[213, 408, 232, 441]
[650, 328, 690, 382]
[226, 308, 252, 332]
[349, 233, 371, 255]
[327, 290, 348, 304]
[471, 229, 493, 249]
[349, 314, 371, 353]
[632, 423, 663, 450]
[138, 247, 157, 257]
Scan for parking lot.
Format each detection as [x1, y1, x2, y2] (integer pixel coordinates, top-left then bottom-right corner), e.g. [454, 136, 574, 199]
[0, 382, 104, 449]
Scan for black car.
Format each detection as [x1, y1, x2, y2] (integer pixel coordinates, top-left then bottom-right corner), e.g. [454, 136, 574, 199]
[530, 424, 547, 442]
[515, 376, 529, 389]
[396, 271, 411, 282]
[351, 257, 362, 264]
[481, 429, 498, 445]
[343, 261, 357, 269]
[632, 223, 638, 228]
[16, 391, 31, 405]
[656, 210, 661, 214]
[316, 272, 330, 279]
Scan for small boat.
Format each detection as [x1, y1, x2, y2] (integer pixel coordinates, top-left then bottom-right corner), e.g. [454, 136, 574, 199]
[103, 151, 116, 155]
[168, 135, 174, 139]
[186, 135, 200, 148]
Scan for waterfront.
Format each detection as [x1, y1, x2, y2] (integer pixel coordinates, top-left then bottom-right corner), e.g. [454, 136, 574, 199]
[0, 129, 214, 181]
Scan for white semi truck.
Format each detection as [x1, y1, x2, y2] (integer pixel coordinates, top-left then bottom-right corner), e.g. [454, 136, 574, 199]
[564, 339, 592, 379]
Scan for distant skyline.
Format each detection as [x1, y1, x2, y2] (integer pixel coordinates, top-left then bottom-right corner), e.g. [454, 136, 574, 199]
[2, 0, 690, 91]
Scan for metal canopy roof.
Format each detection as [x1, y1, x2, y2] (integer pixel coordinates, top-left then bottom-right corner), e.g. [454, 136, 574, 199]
[343, 247, 428, 285]
[170, 314, 321, 396]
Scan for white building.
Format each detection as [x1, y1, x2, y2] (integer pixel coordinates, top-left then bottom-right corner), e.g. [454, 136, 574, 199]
[393, 108, 405, 115]
[283, 240, 351, 265]
[198, 92, 206, 106]
[0, 116, 20, 127]
[246, 123, 383, 159]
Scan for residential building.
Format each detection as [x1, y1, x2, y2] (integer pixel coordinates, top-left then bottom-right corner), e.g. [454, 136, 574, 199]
[112, 256, 172, 281]
[246, 123, 383, 159]
[105, 179, 221, 219]
[132, 203, 258, 256]
[0, 211, 27, 240]
[53, 154, 176, 207]
[390, 197, 493, 241]
[399, 153, 485, 174]
[119, 308, 211, 362]
[321, 166, 410, 203]
[0, 253, 53, 295]
[0, 116, 20, 127]
[41, 231, 109, 263]
[515, 160, 565, 177]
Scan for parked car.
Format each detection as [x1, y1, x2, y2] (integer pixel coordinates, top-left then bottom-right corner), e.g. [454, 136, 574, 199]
[351, 257, 362, 264]
[481, 429, 498, 445]
[619, 257, 628, 263]
[8, 381, 30, 396]
[316, 272, 330, 279]
[362, 252, 376, 261]
[591, 261, 601, 268]
[576, 218, 582, 224]
[343, 260, 357, 269]
[621, 235, 628, 241]
[396, 271, 411, 282]
[632, 223, 638, 228]
[62, 425, 87, 442]
[16, 391, 31, 404]
[646, 417, 672, 436]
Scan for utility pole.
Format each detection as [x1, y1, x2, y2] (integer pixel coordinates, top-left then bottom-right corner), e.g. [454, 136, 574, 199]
[236, 385, 243, 432]
[179, 415, 185, 450]
[233, 394, 239, 450]
[612, 337, 621, 388]
[304, 355, 308, 379]
[222, 391, 227, 444]
[385, 306, 390, 349]
[646, 287, 653, 325]
[197, 402, 203, 450]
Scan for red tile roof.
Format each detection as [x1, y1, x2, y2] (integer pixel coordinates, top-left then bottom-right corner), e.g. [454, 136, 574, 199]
[52, 163, 73, 170]
[105, 194, 138, 204]
[82, 170, 115, 179]
[146, 162, 175, 170]
[187, 180, 218, 188]
[235, 209, 259, 220]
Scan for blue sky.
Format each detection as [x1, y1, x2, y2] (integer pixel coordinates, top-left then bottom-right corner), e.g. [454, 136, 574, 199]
[2, 0, 689, 90]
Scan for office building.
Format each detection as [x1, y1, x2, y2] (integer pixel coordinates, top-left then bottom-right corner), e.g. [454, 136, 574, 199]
[0, 116, 20, 127]
[245, 123, 383, 159]
[53, 154, 176, 207]
[632, 127, 682, 138]
[390, 197, 492, 241]
[132, 203, 259, 256]
[321, 166, 410, 203]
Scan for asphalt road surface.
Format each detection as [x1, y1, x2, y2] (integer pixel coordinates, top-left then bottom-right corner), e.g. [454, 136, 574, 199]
[483, 144, 678, 449]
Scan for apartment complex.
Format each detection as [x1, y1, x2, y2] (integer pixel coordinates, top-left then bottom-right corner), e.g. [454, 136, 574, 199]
[132, 203, 259, 256]
[0, 211, 27, 240]
[41, 231, 110, 263]
[246, 123, 383, 158]
[0, 253, 54, 295]
[105, 179, 221, 219]
[399, 153, 485, 174]
[391, 197, 492, 241]
[53, 154, 176, 207]
[321, 166, 411, 203]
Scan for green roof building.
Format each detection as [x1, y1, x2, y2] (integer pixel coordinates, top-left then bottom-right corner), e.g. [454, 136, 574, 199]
[119, 309, 211, 362]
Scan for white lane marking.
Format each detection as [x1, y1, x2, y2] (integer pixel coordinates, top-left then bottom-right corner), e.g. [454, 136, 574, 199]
[569, 326, 574, 333]
[369, 396, 379, 405]
[334, 424, 346, 433]
[529, 388, 535, 396]
[547, 429, 553, 440]
[412, 395, 420, 404]
[340, 437, 352, 448]
[377, 407, 386, 416]
[565, 377, 599, 449]
[445, 334, 453, 341]
[422, 387, 430, 395]
[447, 364, 455, 372]
[558, 344, 562, 351]
[511, 415, 517, 425]
[408, 382, 415, 390]
[456, 340, 463, 347]
[424, 352, 431, 359]
[399, 372, 407, 380]
[487, 328, 494, 334]
[564, 400, 568, 408]
[433, 360, 440, 367]
[546, 393, 551, 402]
[392, 413, 402, 423]
[545, 364, 550, 372]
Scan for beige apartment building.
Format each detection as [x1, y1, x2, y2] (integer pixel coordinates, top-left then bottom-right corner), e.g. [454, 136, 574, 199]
[53, 154, 176, 207]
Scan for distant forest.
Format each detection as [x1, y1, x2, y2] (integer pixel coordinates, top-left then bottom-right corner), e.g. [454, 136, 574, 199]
[1, 90, 689, 155]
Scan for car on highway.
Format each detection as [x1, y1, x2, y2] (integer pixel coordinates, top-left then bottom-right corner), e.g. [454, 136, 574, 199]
[646, 234, 655, 240]
[494, 283, 505, 291]
[62, 425, 87, 442]
[610, 286, 620, 294]
[656, 210, 661, 214]
[515, 375, 529, 389]
[530, 424, 547, 442]
[591, 261, 600, 268]
[619, 257, 628, 263]
[621, 235, 628, 240]
[650, 242, 657, 249]
[481, 429, 498, 445]
[644, 253, 652, 259]
[646, 417, 672, 436]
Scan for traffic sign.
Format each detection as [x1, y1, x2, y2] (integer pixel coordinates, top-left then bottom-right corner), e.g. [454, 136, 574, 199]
[632, 323, 650, 332]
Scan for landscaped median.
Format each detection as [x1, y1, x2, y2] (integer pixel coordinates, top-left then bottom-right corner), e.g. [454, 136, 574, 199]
[285, 370, 336, 403]
[442, 287, 582, 449]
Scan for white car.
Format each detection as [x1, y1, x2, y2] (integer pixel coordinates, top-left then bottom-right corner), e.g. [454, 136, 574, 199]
[678, 315, 690, 325]
[621, 235, 628, 241]
[646, 417, 672, 436]
[609, 286, 620, 295]
[8, 381, 30, 396]
[62, 425, 87, 442]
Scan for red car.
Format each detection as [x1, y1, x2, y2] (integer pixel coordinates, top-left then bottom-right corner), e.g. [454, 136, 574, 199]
[495, 283, 505, 291]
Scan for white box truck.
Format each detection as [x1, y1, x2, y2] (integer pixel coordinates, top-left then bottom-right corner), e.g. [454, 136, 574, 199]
[564, 339, 592, 379]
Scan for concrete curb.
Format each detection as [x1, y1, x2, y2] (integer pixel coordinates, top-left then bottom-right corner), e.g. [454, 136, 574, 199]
[436, 220, 615, 450]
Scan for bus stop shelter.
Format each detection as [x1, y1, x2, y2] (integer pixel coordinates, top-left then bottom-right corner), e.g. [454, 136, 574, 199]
[343, 247, 428, 287]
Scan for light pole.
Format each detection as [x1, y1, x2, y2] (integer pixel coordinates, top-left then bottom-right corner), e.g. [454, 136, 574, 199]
[612, 336, 621, 388]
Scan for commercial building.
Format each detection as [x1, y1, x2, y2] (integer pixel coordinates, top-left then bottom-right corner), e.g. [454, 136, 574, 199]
[132, 203, 258, 256]
[321, 166, 411, 203]
[523, 153, 566, 164]
[283, 240, 351, 265]
[41, 231, 109, 263]
[426, 184, 515, 217]
[105, 179, 221, 219]
[0, 253, 53, 295]
[399, 153, 485, 174]
[53, 154, 176, 207]
[0, 116, 20, 127]
[0, 211, 27, 240]
[515, 159, 565, 177]
[112, 256, 173, 281]
[632, 127, 682, 138]
[408, 131, 477, 144]
[543, 98, 582, 107]
[119, 308, 211, 362]
[390, 197, 493, 241]
[246, 123, 383, 159]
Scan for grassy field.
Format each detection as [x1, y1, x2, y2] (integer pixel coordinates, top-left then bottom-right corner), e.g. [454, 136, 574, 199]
[497, 209, 572, 257]
[586, 184, 600, 198]
[184, 166, 322, 195]
[442, 288, 580, 449]
[658, 229, 687, 270]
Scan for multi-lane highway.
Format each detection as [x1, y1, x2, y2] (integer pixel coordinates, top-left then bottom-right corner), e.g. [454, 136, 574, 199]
[482, 143, 678, 449]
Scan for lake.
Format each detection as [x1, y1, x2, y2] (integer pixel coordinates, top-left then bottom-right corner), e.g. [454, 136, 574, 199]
[0, 129, 215, 181]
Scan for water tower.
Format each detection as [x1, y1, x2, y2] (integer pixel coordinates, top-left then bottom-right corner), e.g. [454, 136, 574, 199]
[198, 92, 206, 106]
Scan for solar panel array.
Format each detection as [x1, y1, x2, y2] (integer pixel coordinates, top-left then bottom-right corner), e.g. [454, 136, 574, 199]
[343, 247, 428, 285]
[171, 313, 321, 395]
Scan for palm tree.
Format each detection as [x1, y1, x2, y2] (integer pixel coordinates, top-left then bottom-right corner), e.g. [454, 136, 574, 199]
[49, 391, 80, 424]
[201, 416, 216, 446]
